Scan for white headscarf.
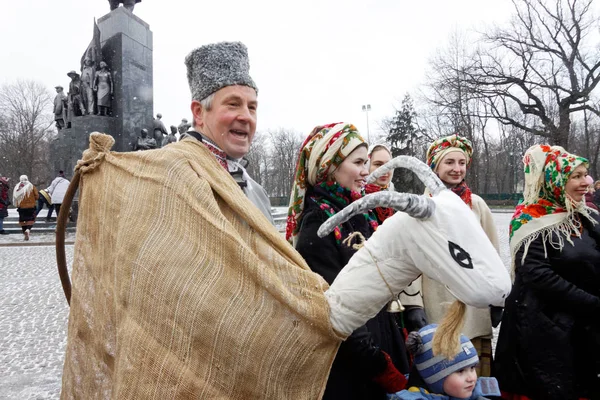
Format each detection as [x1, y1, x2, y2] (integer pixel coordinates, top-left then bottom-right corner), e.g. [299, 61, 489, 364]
[13, 175, 34, 207]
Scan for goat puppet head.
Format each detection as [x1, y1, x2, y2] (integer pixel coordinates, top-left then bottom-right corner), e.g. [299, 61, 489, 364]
[319, 156, 511, 350]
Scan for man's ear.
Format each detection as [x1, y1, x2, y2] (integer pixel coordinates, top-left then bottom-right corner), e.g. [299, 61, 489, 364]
[190, 100, 204, 129]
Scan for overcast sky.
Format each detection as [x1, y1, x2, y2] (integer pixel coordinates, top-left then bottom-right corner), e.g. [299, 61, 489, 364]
[2, 0, 519, 140]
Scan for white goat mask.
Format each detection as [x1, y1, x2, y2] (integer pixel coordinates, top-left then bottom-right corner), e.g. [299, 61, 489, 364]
[318, 156, 511, 336]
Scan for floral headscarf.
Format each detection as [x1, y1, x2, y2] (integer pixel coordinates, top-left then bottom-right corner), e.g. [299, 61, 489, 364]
[286, 122, 366, 244]
[426, 134, 473, 172]
[509, 145, 594, 269]
[425, 134, 474, 207]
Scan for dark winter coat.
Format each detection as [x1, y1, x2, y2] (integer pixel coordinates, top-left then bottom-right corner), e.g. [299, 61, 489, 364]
[493, 213, 600, 400]
[0, 182, 9, 218]
[593, 190, 600, 209]
[585, 192, 598, 211]
[295, 188, 410, 400]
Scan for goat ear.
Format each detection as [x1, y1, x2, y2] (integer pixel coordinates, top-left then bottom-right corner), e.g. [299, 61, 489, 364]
[318, 192, 435, 238]
[367, 155, 445, 195]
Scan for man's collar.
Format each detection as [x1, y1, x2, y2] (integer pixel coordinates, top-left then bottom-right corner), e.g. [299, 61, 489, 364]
[185, 130, 249, 167]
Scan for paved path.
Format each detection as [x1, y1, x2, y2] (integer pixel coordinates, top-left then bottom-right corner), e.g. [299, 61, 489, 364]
[0, 213, 512, 399]
[0, 246, 72, 399]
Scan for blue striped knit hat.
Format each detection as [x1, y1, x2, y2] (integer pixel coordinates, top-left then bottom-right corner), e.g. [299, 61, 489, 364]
[407, 324, 479, 394]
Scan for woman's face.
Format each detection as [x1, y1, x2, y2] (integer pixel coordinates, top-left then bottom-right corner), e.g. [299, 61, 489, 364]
[369, 148, 393, 187]
[565, 164, 589, 203]
[436, 151, 467, 187]
[333, 146, 369, 192]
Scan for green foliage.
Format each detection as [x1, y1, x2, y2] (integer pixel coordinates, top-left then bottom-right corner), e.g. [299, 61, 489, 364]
[386, 93, 426, 193]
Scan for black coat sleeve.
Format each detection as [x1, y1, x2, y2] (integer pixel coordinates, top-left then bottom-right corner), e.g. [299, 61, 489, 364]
[295, 208, 388, 377]
[295, 209, 346, 285]
[516, 236, 600, 312]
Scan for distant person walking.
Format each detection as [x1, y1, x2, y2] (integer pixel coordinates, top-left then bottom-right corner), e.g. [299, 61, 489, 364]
[47, 171, 70, 219]
[0, 177, 10, 235]
[13, 175, 38, 241]
[584, 175, 598, 211]
[36, 188, 55, 221]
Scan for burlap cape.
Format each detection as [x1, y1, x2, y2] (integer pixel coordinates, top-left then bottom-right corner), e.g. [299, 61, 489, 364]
[61, 133, 342, 399]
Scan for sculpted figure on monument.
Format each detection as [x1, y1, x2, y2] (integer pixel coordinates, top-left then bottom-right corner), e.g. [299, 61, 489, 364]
[152, 113, 168, 148]
[53, 86, 67, 130]
[81, 58, 96, 115]
[177, 118, 191, 136]
[108, 0, 141, 12]
[163, 126, 178, 146]
[66, 71, 86, 128]
[94, 62, 113, 117]
[134, 128, 157, 151]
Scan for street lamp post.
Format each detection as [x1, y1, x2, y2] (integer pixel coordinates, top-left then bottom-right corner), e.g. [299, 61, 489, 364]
[361, 104, 371, 142]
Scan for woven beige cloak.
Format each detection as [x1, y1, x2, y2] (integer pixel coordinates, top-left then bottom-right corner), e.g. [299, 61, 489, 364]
[61, 133, 342, 399]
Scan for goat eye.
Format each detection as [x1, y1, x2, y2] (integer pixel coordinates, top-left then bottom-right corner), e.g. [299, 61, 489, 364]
[448, 241, 473, 269]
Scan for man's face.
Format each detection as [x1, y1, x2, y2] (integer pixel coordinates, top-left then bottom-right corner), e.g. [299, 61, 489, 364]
[192, 85, 257, 159]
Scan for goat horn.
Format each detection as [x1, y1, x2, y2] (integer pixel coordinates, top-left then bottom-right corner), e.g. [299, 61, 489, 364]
[367, 156, 445, 195]
[318, 192, 435, 238]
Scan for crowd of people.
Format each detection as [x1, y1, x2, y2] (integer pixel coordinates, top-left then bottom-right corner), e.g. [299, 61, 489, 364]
[0, 171, 70, 240]
[49, 41, 600, 400]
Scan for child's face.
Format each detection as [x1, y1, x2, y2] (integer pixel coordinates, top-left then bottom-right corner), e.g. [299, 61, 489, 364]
[443, 365, 477, 398]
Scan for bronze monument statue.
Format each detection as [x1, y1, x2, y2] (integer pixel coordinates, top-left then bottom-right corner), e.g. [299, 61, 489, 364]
[108, 0, 141, 12]
[81, 58, 96, 115]
[67, 71, 86, 128]
[177, 118, 191, 136]
[54, 86, 67, 130]
[152, 113, 168, 148]
[134, 128, 157, 151]
[93, 61, 113, 116]
[163, 125, 178, 146]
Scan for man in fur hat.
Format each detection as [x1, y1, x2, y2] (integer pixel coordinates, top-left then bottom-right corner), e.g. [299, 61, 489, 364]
[184, 41, 273, 222]
[61, 42, 337, 399]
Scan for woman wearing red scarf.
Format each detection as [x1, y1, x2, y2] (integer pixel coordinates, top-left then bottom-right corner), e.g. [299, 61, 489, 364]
[286, 123, 409, 399]
[365, 145, 395, 224]
[401, 134, 499, 378]
[494, 145, 600, 400]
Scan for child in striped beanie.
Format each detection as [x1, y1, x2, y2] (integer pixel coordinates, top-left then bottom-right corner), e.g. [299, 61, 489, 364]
[389, 324, 501, 399]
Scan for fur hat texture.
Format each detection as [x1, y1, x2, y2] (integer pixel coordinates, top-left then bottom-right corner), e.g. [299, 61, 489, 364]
[184, 41, 258, 101]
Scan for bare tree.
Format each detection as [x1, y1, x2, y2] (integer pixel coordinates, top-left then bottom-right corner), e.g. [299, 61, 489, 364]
[245, 131, 270, 186]
[463, 0, 600, 148]
[265, 128, 303, 198]
[0, 80, 55, 186]
[421, 29, 497, 193]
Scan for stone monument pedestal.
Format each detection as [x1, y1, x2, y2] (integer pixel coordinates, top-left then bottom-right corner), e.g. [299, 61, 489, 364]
[52, 7, 153, 174]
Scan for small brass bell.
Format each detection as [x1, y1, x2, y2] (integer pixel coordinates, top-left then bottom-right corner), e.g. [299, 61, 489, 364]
[387, 294, 405, 313]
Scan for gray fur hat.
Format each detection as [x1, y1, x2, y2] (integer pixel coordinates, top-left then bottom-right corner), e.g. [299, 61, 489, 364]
[184, 41, 258, 101]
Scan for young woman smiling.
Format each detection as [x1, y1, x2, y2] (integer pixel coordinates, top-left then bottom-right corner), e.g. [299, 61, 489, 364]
[401, 134, 499, 378]
[286, 122, 410, 400]
[365, 144, 395, 224]
[494, 145, 600, 400]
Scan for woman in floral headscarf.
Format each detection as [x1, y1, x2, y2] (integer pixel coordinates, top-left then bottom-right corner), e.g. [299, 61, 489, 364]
[287, 122, 409, 399]
[13, 175, 38, 241]
[493, 145, 600, 400]
[400, 134, 499, 378]
[365, 144, 395, 224]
